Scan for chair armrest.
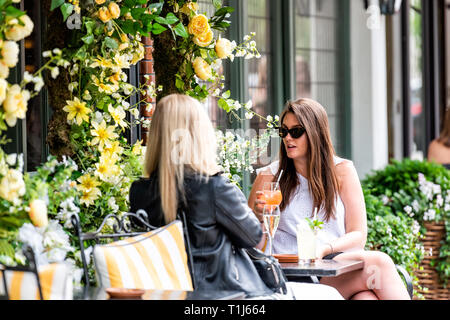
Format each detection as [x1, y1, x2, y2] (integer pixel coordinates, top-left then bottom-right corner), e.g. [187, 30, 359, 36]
[396, 265, 413, 298]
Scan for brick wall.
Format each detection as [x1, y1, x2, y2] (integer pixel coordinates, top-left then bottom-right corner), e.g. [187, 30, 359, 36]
[139, 36, 155, 145]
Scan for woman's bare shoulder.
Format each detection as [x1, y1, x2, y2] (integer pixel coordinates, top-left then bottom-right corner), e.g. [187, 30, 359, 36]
[335, 159, 356, 176]
[428, 139, 450, 163]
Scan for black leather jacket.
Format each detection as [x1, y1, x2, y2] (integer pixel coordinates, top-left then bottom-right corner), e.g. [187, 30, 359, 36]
[129, 172, 271, 296]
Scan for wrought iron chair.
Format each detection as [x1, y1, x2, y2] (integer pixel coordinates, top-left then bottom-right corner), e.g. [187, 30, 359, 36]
[70, 208, 196, 299]
[0, 245, 43, 300]
[396, 265, 414, 298]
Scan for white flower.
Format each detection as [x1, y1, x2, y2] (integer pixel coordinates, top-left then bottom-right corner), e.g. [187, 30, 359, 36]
[18, 223, 44, 258]
[108, 197, 119, 213]
[1, 40, 20, 67]
[412, 199, 420, 212]
[424, 209, 436, 221]
[418, 172, 426, 183]
[23, 71, 33, 83]
[34, 76, 44, 92]
[6, 153, 17, 166]
[245, 112, 254, 120]
[5, 14, 33, 41]
[412, 220, 420, 235]
[42, 50, 52, 58]
[436, 194, 443, 207]
[266, 115, 273, 122]
[51, 67, 59, 79]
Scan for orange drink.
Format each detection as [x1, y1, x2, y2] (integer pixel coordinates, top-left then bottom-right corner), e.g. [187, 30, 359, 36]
[263, 190, 282, 206]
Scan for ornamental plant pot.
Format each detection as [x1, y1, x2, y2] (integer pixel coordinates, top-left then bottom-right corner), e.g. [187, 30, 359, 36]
[413, 221, 450, 300]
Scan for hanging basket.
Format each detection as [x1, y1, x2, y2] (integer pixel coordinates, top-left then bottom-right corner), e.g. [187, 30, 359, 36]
[413, 221, 450, 300]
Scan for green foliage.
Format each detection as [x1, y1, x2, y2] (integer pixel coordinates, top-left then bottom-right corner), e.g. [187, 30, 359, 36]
[362, 159, 450, 295]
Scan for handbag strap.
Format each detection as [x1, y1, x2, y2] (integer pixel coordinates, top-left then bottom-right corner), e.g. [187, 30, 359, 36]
[177, 204, 197, 290]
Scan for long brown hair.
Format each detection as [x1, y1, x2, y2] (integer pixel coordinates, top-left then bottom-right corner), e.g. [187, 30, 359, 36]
[275, 98, 339, 222]
[437, 107, 450, 147]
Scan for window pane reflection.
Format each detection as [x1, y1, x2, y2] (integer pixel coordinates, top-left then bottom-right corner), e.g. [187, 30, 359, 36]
[409, 0, 426, 160]
[294, 0, 342, 154]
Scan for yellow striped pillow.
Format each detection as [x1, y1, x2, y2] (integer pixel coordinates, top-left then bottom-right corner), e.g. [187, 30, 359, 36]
[0, 263, 73, 300]
[93, 220, 193, 291]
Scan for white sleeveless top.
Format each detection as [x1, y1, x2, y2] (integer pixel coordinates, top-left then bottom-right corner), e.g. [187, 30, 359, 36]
[256, 157, 348, 254]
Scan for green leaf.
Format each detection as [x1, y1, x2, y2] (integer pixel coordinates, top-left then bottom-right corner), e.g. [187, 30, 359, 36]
[154, 16, 167, 24]
[60, 3, 74, 22]
[84, 20, 96, 34]
[165, 12, 179, 25]
[120, 20, 135, 34]
[212, 0, 222, 10]
[148, 2, 164, 15]
[174, 22, 188, 38]
[0, 240, 15, 259]
[50, 0, 65, 11]
[214, 6, 235, 17]
[131, 7, 146, 20]
[81, 34, 94, 44]
[151, 23, 167, 35]
[222, 90, 231, 99]
[175, 77, 185, 92]
[218, 98, 231, 112]
[5, 5, 25, 18]
[104, 36, 118, 49]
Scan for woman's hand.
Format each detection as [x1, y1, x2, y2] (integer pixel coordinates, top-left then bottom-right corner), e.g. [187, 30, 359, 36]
[316, 244, 331, 259]
[253, 191, 266, 223]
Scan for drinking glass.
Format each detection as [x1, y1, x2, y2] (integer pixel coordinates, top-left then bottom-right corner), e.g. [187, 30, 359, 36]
[263, 205, 281, 256]
[296, 219, 317, 264]
[263, 182, 282, 206]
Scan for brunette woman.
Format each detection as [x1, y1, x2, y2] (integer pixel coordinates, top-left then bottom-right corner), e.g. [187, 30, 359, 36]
[428, 107, 450, 169]
[249, 98, 411, 300]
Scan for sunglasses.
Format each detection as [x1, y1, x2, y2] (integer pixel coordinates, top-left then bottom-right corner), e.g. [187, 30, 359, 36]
[277, 126, 306, 139]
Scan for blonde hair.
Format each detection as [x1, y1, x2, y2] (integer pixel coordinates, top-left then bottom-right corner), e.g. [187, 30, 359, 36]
[144, 94, 220, 223]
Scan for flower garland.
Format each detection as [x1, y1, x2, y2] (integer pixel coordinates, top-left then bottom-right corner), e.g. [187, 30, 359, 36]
[0, 1, 79, 269]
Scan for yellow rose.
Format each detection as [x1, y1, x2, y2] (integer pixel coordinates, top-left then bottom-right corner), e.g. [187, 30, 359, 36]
[28, 199, 48, 228]
[95, 0, 106, 4]
[131, 41, 144, 64]
[215, 37, 233, 59]
[188, 14, 210, 37]
[3, 84, 30, 127]
[192, 56, 212, 81]
[1, 40, 20, 67]
[5, 15, 33, 41]
[108, 2, 121, 19]
[0, 169, 25, 203]
[180, 1, 199, 15]
[98, 7, 111, 23]
[0, 61, 9, 79]
[0, 78, 7, 105]
[193, 29, 213, 47]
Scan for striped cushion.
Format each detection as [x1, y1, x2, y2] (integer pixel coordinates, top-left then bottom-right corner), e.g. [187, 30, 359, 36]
[93, 220, 193, 291]
[0, 263, 73, 300]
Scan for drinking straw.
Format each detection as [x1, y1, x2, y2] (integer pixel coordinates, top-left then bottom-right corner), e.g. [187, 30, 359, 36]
[275, 169, 283, 190]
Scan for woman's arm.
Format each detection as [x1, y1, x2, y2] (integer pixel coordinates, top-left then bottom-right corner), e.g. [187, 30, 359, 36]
[247, 169, 274, 250]
[317, 160, 368, 258]
[214, 176, 264, 248]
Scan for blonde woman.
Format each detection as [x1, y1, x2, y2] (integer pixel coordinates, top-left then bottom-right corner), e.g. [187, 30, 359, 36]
[249, 98, 411, 300]
[129, 94, 343, 299]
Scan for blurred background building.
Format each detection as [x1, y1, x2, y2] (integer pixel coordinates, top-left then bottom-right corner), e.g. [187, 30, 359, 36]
[6, 0, 450, 195]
